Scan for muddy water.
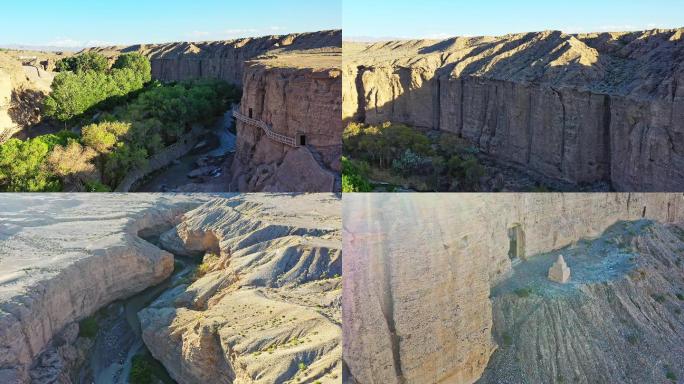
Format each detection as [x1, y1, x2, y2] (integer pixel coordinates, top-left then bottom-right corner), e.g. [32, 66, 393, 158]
[79, 233, 197, 384]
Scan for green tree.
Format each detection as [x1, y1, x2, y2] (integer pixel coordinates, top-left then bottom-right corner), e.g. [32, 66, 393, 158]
[342, 157, 373, 192]
[55, 52, 109, 73]
[0, 138, 60, 191]
[82, 121, 131, 153]
[112, 53, 152, 83]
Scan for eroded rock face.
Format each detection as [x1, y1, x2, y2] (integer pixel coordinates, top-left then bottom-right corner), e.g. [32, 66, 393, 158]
[89, 30, 341, 86]
[343, 29, 684, 191]
[343, 193, 684, 384]
[0, 52, 56, 141]
[480, 220, 684, 384]
[230, 55, 342, 192]
[0, 194, 204, 383]
[139, 194, 342, 384]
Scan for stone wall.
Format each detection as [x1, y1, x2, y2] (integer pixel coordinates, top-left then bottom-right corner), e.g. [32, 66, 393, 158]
[342, 193, 684, 384]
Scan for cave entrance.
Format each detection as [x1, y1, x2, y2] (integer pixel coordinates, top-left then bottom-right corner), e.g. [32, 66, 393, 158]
[508, 224, 525, 262]
[298, 134, 307, 146]
[248, 108, 253, 118]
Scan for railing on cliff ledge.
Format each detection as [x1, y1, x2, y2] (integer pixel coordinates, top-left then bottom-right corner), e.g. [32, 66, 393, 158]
[232, 110, 298, 147]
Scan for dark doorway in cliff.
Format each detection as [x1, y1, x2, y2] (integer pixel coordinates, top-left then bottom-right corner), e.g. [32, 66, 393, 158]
[508, 224, 525, 262]
[298, 134, 307, 146]
[248, 108, 253, 118]
[642, 206, 647, 218]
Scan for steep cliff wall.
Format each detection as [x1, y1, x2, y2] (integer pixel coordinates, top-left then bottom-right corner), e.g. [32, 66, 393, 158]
[231, 54, 342, 191]
[344, 29, 684, 191]
[343, 193, 684, 383]
[0, 195, 203, 383]
[0, 52, 56, 142]
[90, 30, 341, 86]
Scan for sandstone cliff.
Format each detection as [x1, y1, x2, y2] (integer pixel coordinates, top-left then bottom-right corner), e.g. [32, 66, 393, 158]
[139, 194, 342, 383]
[343, 193, 684, 383]
[343, 29, 684, 191]
[0, 194, 204, 383]
[231, 53, 342, 192]
[89, 30, 341, 86]
[0, 52, 55, 141]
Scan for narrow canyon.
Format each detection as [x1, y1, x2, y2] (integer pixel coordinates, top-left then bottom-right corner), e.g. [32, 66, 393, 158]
[0, 193, 342, 383]
[1, 29, 342, 192]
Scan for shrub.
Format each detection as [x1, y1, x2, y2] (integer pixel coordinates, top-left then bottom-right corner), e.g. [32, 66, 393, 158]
[45, 141, 99, 191]
[78, 316, 98, 338]
[342, 156, 372, 192]
[665, 365, 676, 381]
[84, 180, 112, 192]
[0, 138, 60, 191]
[102, 143, 148, 186]
[195, 253, 220, 279]
[129, 355, 154, 384]
[82, 121, 131, 153]
[502, 332, 513, 346]
[514, 287, 532, 298]
[391, 149, 431, 176]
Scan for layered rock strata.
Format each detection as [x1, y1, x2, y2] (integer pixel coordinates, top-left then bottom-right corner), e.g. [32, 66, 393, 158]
[0, 194, 204, 383]
[231, 54, 342, 192]
[0, 52, 55, 141]
[343, 193, 684, 383]
[344, 29, 684, 190]
[89, 30, 341, 86]
[140, 193, 342, 383]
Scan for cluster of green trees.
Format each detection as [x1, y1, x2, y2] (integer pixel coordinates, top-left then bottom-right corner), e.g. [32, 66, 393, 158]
[343, 121, 486, 191]
[0, 52, 240, 192]
[46, 52, 151, 121]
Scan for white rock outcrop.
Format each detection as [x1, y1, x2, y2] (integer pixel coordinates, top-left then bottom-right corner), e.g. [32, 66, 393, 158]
[547, 255, 570, 283]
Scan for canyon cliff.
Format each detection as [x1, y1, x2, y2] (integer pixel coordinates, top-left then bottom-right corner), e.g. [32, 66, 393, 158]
[0, 194, 204, 383]
[343, 29, 684, 191]
[343, 193, 684, 384]
[142, 193, 342, 383]
[0, 193, 341, 384]
[0, 52, 56, 141]
[231, 53, 342, 192]
[93, 30, 342, 192]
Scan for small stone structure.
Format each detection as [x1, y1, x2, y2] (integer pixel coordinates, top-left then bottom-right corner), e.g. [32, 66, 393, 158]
[548, 254, 571, 283]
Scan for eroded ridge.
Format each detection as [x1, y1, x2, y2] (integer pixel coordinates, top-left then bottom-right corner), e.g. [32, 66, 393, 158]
[342, 193, 684, 384]
[139, 193, 342, 384]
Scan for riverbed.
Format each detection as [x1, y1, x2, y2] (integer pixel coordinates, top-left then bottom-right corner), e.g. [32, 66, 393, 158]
[79, 232, 197, 384]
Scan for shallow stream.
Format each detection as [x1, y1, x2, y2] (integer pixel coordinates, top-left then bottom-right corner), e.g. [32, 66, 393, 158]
[79, 232, 197, 384]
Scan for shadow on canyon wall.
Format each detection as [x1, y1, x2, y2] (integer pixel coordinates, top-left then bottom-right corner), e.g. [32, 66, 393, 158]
[347, 29, 684, 191]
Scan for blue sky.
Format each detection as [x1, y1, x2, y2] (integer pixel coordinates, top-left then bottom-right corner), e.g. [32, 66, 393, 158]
[0, 0, 341, 48]
[344, 0, 684, 40]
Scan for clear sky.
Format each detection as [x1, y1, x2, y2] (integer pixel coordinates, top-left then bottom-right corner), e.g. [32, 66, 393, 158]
[0, 0, 341, 48]
[344, 0, 684, 40]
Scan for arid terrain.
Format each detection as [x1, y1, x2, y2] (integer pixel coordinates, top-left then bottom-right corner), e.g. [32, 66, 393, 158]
[343, 193, 684, 384]
[0, 30, 342, 193]
[343, 28, 684, 191]
[0, 193, 341, 383]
